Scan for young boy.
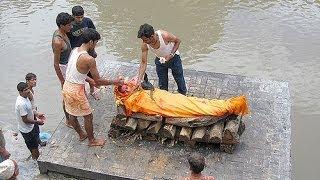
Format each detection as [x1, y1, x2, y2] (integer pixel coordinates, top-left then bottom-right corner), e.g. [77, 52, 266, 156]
[25, 73, 46, 146]
[15, 82, 45, 159]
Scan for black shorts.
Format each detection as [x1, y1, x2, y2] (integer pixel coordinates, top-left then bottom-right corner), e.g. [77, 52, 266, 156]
[20, 124, 39, 150]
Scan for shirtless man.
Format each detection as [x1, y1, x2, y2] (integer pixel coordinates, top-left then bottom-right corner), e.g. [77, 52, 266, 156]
[62, 28, 123, 146]
[52, 12, 74, 128]
[137, 23, 187, 95]
[180, 154, 215, 180]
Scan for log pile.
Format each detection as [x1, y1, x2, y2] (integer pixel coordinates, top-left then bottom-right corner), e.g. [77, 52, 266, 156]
[108, 105, 246, 154]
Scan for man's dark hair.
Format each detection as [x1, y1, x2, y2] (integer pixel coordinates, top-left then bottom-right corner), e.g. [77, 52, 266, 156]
[56, 12, 74, 27]
[17, 82, 28, 92]
[137, 23, 154, 38]
[82, 28, 101, 43]
[188, 153, 206, 174]
[72, 6, 84, 16]
[25, 73, 36, 81]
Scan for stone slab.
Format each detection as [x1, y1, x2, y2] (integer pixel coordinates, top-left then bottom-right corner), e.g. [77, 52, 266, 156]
[38, 61, 291, 179]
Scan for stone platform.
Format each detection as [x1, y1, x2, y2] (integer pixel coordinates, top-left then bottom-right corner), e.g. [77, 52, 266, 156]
[37, 61, 291, 179]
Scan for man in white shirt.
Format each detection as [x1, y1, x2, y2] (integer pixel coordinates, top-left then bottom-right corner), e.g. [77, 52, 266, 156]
[25, 73, 46, 147]
[137, 23, 187, 95]
[15, 82, 45, 159]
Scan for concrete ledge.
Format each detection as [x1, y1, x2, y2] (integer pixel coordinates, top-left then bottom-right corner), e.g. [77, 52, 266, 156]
[38, 61, 291, 179]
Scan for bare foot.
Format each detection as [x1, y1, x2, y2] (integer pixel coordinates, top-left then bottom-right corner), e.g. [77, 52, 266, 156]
[65, 120, 73, 129]
[88, 137, 105, 147]
[79, 133, 88, 141]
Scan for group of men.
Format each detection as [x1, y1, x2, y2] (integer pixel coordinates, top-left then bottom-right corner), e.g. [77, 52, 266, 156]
[51, 6, 188, 147]
[0, 72, 41, 179]
[10, 5, 214, 179]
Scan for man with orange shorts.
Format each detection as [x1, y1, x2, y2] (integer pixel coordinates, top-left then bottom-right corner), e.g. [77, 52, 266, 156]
[62, 28, 123, 146]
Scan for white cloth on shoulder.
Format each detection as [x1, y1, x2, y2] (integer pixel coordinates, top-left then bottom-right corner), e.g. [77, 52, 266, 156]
[0, 159, 15, 179]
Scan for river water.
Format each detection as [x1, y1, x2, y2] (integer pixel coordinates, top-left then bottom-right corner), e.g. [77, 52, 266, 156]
[0, 0, 319, 179]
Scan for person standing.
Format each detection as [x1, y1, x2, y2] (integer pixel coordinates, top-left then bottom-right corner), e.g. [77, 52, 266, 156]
[68, 5, 100, 100]
[25, 73, 37, 113]
[15, 82, 45, 159]
[52, 12, 74, 128]
[62, 28, 123, 146]
[69, 6, 96, 51]
[25, 73, 46, 147]
[137, 23, 187, 95]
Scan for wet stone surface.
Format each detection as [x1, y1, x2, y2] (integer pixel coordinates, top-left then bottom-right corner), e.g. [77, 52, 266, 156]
[37, 61, 291, 179]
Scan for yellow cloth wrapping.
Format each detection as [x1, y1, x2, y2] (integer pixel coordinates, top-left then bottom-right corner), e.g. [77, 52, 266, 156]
[62, 81, 93, 116]
[115, 87, 249, 118]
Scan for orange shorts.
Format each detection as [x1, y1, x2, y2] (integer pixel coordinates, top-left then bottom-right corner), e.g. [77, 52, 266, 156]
[62, 81, 93, 116]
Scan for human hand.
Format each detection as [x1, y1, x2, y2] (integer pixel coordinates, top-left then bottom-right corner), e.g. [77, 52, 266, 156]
[164, 54, 173, 61]
[39, 113, 46, 122]
[87, 78, 96, 87]
[114, 76, 124, 85]
[39, 115, 46, 121]
[36, 112, 44, 117]
[118, 76, 124, 81]
[36, 112, 46, 120]
[37, 118, 45, 125]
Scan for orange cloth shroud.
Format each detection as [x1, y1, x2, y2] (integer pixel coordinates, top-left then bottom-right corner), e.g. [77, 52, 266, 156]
[114, 84, 249, 118]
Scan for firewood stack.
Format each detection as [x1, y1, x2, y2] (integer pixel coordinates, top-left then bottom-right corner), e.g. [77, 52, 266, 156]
[108, 105, 246, 154]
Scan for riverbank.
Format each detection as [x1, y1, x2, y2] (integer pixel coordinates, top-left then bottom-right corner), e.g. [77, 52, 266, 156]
[1, 1, 319, 178]
[3, 127, 78, 179]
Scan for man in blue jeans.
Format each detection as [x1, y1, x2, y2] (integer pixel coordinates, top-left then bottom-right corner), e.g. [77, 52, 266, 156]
[136, 23, 187, 95]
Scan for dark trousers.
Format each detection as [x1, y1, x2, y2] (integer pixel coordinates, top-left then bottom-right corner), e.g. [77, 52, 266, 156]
[21, 124, 40, 150]
[155, 54, 187, 95]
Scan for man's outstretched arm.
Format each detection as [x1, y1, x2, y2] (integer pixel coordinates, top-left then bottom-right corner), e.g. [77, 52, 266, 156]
[137, 43, 148, 85]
